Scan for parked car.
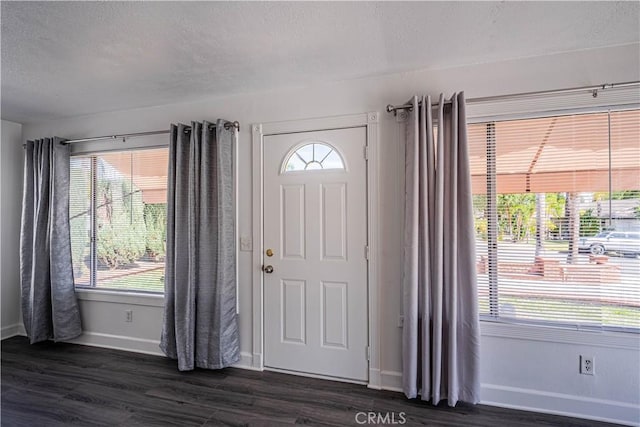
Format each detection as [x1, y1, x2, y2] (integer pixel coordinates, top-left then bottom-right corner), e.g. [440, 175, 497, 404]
[579, 231, 640, 256]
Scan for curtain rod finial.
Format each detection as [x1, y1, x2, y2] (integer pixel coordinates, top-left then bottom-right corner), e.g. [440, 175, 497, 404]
[224, 121, 240, 131]
[386, 104, 397, 116]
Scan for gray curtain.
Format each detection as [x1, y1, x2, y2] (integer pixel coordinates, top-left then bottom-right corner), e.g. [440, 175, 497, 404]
[20, 137, 82, 344]
[402, 93, 480, 405]
[160, 120, 240, 371]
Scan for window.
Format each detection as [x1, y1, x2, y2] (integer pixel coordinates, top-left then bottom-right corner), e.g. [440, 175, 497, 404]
[283, 142, 345, 172]
[70, 148, 168, 293]
[471, 109, 640, 331]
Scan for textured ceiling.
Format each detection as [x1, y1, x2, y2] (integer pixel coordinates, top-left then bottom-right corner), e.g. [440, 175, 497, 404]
[2, 1, 639, 123]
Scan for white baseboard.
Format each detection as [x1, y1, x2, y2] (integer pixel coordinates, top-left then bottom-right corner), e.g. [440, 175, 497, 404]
[366, 369, 402, 392]
[1, 326, 163, 359]
[481, 384, 639, 427]
[370, 370, 638, 426]
[67, 334, 266, 373]
[65, 331, 164, 357]
[1, 323, 25, 340]
[234, 351, 262, 371]
[252, 352, 263, 370]
[368, 368, 382, 389]
[380, 370, 403, 392]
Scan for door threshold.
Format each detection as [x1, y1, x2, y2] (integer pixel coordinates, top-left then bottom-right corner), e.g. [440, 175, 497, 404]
[264, 366, 368, 386]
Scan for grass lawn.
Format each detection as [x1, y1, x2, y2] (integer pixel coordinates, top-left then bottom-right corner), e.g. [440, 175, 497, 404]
[97, 268, 165, 293]
[542, 240, 569, 251]
[480, 296, 640, 329]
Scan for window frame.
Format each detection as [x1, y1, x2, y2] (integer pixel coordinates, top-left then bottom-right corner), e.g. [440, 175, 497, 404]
[467, 104, 640, 334]
[70, 139, 169, 295]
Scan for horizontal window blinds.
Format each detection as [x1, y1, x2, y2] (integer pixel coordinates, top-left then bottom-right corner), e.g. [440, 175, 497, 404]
[70, 148, 168, 293]
[471, 109, 640, 331]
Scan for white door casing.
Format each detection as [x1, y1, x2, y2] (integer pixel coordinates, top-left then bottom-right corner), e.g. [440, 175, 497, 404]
[263, 128, 368, 381]
[251, 113, 380, 387]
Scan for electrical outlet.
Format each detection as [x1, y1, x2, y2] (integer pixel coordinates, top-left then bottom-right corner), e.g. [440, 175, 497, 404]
[398, 315, 404, 328]
[125, 310, 133, 323]
[580, 355, 594, 375]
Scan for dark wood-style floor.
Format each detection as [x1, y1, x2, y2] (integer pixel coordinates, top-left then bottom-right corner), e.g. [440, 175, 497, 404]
[1, 336, 619, 427]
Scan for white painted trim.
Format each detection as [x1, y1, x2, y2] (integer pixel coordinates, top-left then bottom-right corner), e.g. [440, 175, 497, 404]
[69, 134, 169, 156]
[466, 85, 640, 122]
[481, 384, 640, 427]
[480, 321, 640, 351]
[1, 323, 25, 340]
[467, 103, 640, 125]
[368, 368, 382, 390]
[65, 331, 164, 356]
[251, 123, 264, 371]
[380, 370, 403, 393]
[75, 289, 164, 307]
[250, 113, 380, 384]
[365, 112, 381, 390]
[252, 352, 263, 369]
[233, 351, 262, 371]
[367, 369, 403, 392]
[15, 328, 261, 373]
[259, 113, 374, 135]
[373, 370, 639, 426]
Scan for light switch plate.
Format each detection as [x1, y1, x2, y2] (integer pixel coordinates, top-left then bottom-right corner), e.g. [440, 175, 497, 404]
[240, 236, 252, 251]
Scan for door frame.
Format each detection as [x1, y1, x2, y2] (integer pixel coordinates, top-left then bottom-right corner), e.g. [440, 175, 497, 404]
[251, 112, 381, 388]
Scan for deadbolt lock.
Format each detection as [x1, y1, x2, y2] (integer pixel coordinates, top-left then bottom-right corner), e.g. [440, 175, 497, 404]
[266, 248, 274, 257]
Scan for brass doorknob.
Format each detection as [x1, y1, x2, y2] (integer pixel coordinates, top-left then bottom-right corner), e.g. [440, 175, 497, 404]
[262, 265, 274, 274]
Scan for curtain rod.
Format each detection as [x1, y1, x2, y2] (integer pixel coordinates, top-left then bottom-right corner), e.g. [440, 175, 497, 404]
[60, 120, 240, 144]
[385, 81, 640, 115]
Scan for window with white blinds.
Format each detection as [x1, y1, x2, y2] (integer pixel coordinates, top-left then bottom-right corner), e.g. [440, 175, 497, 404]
[470, 109, 640, 331]
[70, 148, 168, 293]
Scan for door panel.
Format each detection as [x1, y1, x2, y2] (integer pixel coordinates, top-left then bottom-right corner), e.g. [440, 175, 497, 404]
[263, 127, 368, 381]
[321, 183, 347, 261]
[321, 281, 348, 348]
[281, 185, 306, 260]
[281, 279, 306, 344]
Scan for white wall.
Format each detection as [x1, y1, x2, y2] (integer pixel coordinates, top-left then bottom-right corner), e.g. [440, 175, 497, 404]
[20, 43, 640, 425]
[1, 120, 24, 338]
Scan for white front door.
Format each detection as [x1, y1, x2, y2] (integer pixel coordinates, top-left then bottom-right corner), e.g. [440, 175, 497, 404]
[263, 127, 368, 382]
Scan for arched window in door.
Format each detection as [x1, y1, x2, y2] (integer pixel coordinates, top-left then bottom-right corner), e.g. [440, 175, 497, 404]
[282, 142, 345, 172]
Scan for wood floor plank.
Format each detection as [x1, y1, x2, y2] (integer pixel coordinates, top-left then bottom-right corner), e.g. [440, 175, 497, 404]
[1, 364, 82, 396]
[146, 383, 300, 423]
[203, 409, 297, 426]
[2, 385, 131, 426]
[1, 336, 623, 427]
[213, 374, 376, 412]
[66, 383, 215, 423]
[101, 355, 231, 390]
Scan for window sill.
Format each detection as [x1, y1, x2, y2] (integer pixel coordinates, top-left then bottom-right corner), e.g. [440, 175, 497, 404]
[480, 319, 639, 351]
[75, 288, 164, 307]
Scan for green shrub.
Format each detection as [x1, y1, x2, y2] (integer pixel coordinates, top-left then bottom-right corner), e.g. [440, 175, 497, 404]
[579, 215, 602, 237]
[144, 203, 167, 259]
[96, 177, 146, 269]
